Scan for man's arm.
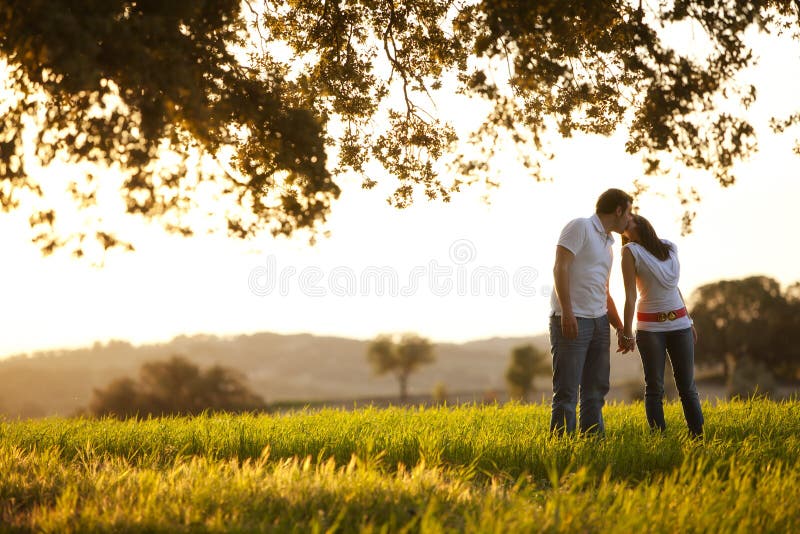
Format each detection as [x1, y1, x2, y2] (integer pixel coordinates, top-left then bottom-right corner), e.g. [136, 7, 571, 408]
[607, 289, 630, 354]
[606, 288, 623, 332]
[553, 245, 578, 339]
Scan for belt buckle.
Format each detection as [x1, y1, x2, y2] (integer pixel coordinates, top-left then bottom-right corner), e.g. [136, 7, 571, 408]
[656, 312, 667, 322]
[667, 310, 677, 321]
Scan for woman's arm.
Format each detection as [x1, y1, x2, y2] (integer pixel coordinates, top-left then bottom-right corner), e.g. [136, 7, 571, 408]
[621, 247, 638, 351]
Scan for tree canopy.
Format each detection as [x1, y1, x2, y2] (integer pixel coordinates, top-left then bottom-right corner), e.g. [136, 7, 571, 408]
[505, 343, 549, 401]
[88, 355, 267, 418]
[2, 1, 800, 256]
[690, 276, 800, 384]
[367, 333, 434, 402]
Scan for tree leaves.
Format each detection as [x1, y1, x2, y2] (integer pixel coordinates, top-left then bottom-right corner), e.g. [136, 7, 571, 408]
[1, 0, 337, 256]
[2, 0, 799, 256]
[89, 355, 267, 417]
[367, 333, 435, 402]
[690, 276, 800, 383]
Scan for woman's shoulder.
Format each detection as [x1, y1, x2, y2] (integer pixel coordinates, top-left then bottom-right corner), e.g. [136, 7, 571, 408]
[622, 242, 640, 264]
[661, 239, 677, 253]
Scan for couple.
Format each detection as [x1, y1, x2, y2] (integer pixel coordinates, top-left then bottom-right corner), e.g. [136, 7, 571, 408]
[549, 188, 703, 438]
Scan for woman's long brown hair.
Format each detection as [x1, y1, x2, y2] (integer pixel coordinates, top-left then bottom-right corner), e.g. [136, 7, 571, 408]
[622, 214, 673, 261]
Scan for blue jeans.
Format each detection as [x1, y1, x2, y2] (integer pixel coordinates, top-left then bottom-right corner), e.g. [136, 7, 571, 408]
[636, 328, 704, 437]
[549, 315, 610, 435]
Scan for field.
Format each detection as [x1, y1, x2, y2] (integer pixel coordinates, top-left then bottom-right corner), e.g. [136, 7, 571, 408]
[1, 399, 798, 533]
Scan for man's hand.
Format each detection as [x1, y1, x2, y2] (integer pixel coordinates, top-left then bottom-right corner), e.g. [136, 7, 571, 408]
[561, 311, 578, 339]
[691, 325, 698, 344]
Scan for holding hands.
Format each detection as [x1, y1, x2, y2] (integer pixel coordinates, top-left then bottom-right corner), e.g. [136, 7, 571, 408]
[617, 329, 636, 354]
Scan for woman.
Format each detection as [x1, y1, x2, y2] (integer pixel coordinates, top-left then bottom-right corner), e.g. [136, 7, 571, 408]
[620, 214, 704, 437]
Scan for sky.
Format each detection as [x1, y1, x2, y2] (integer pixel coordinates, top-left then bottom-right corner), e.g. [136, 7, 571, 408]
[1, 25, 799, 359]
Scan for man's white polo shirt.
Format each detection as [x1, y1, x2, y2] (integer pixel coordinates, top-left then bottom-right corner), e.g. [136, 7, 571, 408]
[550, 213, 614, 319]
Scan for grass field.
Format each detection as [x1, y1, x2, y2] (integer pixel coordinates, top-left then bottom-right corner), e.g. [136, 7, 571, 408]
[1, 399, 798, 532]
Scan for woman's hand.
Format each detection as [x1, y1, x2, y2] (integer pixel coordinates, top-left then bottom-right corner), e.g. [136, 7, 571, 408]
[691, 324, 698, 344]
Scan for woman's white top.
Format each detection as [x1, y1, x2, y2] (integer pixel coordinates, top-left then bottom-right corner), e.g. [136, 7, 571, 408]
[624, 240, 691, 332]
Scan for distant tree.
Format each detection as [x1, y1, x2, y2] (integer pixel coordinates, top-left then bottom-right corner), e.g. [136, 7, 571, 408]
[88, 355, 266, 418]
[774, 282, 800, 381]
[785, 282, 800, 303]
[505, 344, 549, 402]
[88, 376, 141, 419]
[432, 381, 448, 405]
[690, 276, 799, 392]
[367, 334, 434, 403]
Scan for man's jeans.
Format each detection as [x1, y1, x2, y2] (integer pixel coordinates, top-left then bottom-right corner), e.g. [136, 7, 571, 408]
[636, 328, 704, 437]
[549, 314, 610, 435]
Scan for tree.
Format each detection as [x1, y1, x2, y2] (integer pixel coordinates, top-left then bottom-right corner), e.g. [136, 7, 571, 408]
[785, 282, 800, 303]
[689, 276, 799, 390]
[367, 333, 434, 403]
[432, 381, 448, 405]
[1, 0, 337, 257]
[88, 355, 266, 418]
[772, 281, 800, 381]
[3, 1, 800, 257]
[505, 344, 549, 401]
[87, 376, 141, 419]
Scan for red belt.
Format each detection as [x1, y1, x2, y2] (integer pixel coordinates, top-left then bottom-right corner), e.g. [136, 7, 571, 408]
[637, 307, 688, 323]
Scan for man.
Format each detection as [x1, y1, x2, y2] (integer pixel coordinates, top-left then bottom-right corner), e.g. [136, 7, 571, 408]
[550, 188, 633, 435]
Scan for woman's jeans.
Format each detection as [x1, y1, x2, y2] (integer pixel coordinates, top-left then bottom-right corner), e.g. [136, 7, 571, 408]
[549, 314, 610, 435]
[636, 328, 704, 437]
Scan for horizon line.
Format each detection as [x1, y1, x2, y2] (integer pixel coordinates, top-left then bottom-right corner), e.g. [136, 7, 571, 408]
[0, 328, 551, 360]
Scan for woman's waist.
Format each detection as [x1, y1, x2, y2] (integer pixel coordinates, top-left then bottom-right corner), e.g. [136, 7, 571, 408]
[636, 295, 685, 313]
[637, 307, 688, 323]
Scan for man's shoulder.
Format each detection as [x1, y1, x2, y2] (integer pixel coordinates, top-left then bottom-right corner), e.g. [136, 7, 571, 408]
[558, 217, 590, 242]
[561, 216, 592, 230]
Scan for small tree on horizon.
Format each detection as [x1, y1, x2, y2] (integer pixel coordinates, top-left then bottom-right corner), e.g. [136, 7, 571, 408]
[505, 344, 549, 402]
[367, 334, 435, 403]
[88, 355, 267, 418]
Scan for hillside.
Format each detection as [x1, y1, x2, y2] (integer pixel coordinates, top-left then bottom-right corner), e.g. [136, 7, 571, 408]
[0, 331, 643, 418]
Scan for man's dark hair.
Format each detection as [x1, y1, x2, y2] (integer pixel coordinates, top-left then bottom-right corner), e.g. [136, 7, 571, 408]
[596, 188, 633, 214]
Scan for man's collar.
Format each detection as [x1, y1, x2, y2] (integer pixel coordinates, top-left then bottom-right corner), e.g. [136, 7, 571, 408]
[590, 213, 615, 243]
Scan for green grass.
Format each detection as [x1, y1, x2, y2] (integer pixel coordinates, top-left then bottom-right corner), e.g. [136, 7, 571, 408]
[1, 399, 798, 532]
